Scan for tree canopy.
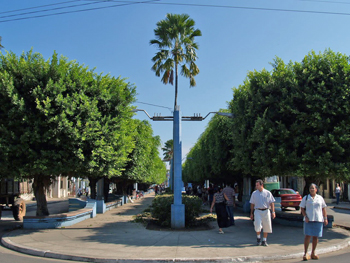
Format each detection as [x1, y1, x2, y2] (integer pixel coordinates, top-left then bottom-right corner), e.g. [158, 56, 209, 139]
[230, 50, 350, 184]
[0, 50, 137, 215]
[184, 49, 350, 189]
[120, 119, 166, 185]
[150, 13, 201, 107]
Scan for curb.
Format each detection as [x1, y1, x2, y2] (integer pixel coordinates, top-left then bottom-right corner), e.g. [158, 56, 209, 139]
[2, 233, 350, 263]
[333, 206, 350, 211]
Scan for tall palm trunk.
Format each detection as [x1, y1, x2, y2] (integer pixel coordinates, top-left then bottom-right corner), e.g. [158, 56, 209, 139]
[174, 62, 178, 108]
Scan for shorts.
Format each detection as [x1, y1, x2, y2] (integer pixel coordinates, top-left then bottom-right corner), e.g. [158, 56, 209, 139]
[253, 209, 272, 233]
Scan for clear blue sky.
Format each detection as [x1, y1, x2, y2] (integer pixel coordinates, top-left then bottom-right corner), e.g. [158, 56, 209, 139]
[2, 0, 350, 161]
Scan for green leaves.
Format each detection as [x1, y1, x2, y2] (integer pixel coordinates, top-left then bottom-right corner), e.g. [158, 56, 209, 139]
[230, 49, 350, 181]
[121, 120, 166, 185]
[150, 13, 202, 106]
[0, 49, 136, 180]
[184, 49, 350, 184]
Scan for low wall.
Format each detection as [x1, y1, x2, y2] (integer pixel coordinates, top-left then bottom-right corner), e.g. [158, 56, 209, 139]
[275, 211, 334, 228]
[105, 198, 123, 211]
[23, 200, 96, 229]
[22, 191, 152, 229]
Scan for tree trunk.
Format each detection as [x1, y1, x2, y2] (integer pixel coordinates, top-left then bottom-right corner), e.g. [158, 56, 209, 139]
[88, 177, 97, 199]
[103, 177, 110, 202]
[303, 176, 321, 197]
[33, 174, 49, 216]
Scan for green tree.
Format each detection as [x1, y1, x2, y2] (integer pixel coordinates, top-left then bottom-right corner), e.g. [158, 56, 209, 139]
[0, 50, 136, 215]
[118, 119, 166, 191]
[0, 36, 3, 50]
[150, 13, 202, 108]
[229, 49, 350, 193]
[182, 111, 237, 184]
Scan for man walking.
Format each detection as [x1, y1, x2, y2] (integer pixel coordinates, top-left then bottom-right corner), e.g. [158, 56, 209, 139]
[250, 179, 276, 246]
[223, 184, 236, 226]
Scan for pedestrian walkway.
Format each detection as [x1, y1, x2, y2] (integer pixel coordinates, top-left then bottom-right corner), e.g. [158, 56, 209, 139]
[2, 193, 350, 263]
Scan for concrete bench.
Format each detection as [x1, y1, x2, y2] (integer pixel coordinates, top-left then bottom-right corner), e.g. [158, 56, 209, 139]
[105, 198, 123, 211]
[275, 211, 334, 228]
[23, 200, 96, 229]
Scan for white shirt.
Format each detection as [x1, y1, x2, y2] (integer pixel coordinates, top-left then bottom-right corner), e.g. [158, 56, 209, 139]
[250, 188, 275, 209]
[300, 194, 327, 222]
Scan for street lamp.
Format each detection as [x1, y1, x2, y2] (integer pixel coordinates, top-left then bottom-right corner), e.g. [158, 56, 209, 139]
[133, 108, 233, 229]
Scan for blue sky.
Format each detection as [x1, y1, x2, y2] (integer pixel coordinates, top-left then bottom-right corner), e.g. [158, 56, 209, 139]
[2, 0, 350, 161]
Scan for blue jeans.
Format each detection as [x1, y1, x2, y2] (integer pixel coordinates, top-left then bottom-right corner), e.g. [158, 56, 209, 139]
[336, 193, 340, 205]
[226, 205, 235, 225]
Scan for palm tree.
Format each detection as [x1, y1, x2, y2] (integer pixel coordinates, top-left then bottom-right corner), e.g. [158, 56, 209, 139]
[162, 139, 173, 161]
[0, 36, 4, 50]
[150, 13, 202, 108]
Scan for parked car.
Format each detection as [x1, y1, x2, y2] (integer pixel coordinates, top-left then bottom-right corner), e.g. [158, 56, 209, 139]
[270, 188, 302, 211]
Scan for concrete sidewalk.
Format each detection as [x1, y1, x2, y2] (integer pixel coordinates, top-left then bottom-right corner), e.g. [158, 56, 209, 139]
[2, 194, 350, 263]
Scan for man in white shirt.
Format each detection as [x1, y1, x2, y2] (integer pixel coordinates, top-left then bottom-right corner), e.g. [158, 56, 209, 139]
[250, 179, 276, 246]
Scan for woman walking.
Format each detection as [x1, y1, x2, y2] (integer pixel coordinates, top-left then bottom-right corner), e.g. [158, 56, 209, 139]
[210, 186, 228, 234]
[335, 183, 341, 205]
[300, 183, 328, 261]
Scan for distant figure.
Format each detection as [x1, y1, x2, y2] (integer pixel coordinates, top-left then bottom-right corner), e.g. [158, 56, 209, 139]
[234, 183, 239, 201]
[335, 183, 341, 205]
[208, 184, 214, 205]
[197, 185, 202, 198]
[223, 184, 236, 226]
[300, 183, 328, 261]
[77, 187, 82, 198]
[210, 186, 228, 234]
[250, 179, 276, 246]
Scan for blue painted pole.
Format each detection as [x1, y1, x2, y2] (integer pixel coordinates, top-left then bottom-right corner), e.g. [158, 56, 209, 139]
[169, 158, 173, 191]
[171, 105, 185, 229]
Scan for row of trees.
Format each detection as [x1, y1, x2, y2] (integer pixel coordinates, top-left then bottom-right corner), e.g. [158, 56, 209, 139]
[183, 49, 350, 193]
[0, 50, 166, 216]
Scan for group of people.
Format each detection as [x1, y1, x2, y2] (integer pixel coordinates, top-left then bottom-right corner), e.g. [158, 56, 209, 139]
[209, 184, 237, 234]
[211, 179, 328, 261]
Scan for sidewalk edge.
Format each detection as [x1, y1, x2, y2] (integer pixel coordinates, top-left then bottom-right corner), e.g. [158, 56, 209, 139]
[2, 234, 350, 263]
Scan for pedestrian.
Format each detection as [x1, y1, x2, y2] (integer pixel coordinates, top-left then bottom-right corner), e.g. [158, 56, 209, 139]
[335, 183, 341, 205]
[210, 186, 229, 234]
[223, 184, 236, 226]
[197, 185, 202, 198]
[250, 179, 276, 246]
[300, 183, 328, 261]
[208, 184, 214, 205]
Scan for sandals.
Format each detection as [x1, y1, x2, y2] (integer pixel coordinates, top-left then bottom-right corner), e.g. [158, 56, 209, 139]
[218, 230, 224, 234]
[303, 253, 319, 261]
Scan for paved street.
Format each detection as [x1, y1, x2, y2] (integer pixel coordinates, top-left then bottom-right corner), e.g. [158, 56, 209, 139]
[0, 199, 78, 263]
[1, 194, 350, 262]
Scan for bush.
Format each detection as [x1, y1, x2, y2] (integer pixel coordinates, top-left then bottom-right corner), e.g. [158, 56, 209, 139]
[151, 194, 202, 227]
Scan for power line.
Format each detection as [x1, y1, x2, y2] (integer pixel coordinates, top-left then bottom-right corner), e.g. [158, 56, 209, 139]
[0, 0, 81, 15]
[0, 1, 114, 19]
[2, 0, 350, 23]
[147, 1, 350, 16]
[0, 0, 159, 23]
[134, 101, 173, 112]
[297, 0, 350, 4]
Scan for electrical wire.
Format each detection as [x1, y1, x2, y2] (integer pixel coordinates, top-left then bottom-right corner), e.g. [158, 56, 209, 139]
[0, 0, 81, 15]
[2, 0, 350, 23]
[134, 101, 173, 112]
[0, 1, 113, 19]
[0, 0, 159, 23]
